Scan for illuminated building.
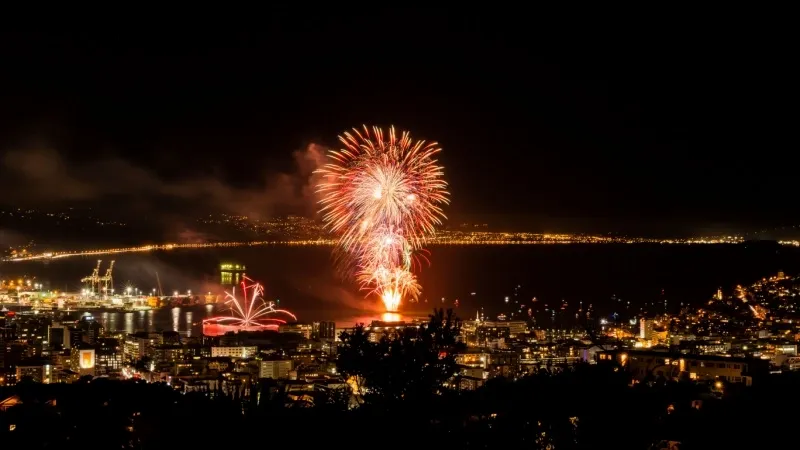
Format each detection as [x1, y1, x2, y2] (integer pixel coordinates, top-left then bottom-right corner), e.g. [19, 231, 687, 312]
[95, 339, 123, 375]
[77, 314, 103, 344]
[123, 332, 159, 363]
[279, 323, 312, 339]
[211, 346, 258, 359]
[466, 319, 527, 338]
[68, 328, 84, 348]
[460, 366, 489, 380]
[461, 318, 478, 335]
[680, 341, 730, 355]
[313, 321, 336, 339]
[784, 356, 800, 371]
[775, 344, 797, 355]
[364, 320, 419, 343]
[640, 318, 654, 339]
[455, 352, 491, 369]
[47, 322, 69, 350]
[598, 350, 769, 386]
[259, 359, 293, 379]
[220, 263, 246, 288]
[457, 376, 486, 391]
[606, 327, 635, 339]
[638, 318, 668, 345]
[148, 345, 185, 366]
[16, 363, 52, 383]
[70, 344, 96, 377]
[473, 326, 510, 349]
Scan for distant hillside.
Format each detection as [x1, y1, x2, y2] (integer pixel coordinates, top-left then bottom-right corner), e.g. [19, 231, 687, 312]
[0, 208, 329, 252]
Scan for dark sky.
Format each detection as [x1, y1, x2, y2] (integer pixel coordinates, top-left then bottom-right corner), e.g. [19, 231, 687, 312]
[0, 14, 795, 235]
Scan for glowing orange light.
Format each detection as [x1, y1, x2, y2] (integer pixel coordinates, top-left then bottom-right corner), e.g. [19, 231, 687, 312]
[381, 312, 401, 322]
[79, 350, 95, 369]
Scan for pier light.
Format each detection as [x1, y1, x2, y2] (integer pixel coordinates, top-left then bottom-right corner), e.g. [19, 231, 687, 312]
[187, 290, 192, 295]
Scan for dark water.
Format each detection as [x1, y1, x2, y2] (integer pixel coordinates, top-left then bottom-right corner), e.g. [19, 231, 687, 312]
[93, 305, 219, 337]
[3, 243, 800, 332]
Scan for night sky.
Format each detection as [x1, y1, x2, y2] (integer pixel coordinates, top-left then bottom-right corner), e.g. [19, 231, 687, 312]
[0, 15, 794, 235]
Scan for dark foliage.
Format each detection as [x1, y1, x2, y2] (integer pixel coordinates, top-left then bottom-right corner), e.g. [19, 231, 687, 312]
[336, 308, 463, 406]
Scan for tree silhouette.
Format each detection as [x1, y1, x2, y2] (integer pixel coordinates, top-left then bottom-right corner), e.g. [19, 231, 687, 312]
[134, 356, 153, 372]
[336, 308, 463, 406]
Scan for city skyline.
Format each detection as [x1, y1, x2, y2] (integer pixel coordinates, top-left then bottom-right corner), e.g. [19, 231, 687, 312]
[2, 13, 799, 450]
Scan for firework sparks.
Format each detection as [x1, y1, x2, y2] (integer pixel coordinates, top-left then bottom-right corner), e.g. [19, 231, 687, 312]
[202, 277, 296, 335]
[317, 125, 449, 312]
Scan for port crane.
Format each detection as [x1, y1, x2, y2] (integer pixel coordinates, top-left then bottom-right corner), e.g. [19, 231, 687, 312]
[100, 260, 115, 295]
[80, 260, 103, 296]
[80, 260, 114, 297]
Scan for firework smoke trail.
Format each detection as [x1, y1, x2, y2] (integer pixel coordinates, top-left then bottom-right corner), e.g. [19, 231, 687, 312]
[316, 125, 449, 312]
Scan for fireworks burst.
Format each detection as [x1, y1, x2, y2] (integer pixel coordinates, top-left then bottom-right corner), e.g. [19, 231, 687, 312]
[317, 125, 449, 312]
[202, 277, 296, 334]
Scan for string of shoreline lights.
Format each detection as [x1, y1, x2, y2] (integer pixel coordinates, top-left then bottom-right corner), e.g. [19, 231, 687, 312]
[2, 235, 785, 263]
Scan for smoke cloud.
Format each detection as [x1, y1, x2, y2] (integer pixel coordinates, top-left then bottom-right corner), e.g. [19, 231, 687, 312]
[0, 228, 29, 247]
[113, 254, 224, 297]
[0, 144, 327, 220]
